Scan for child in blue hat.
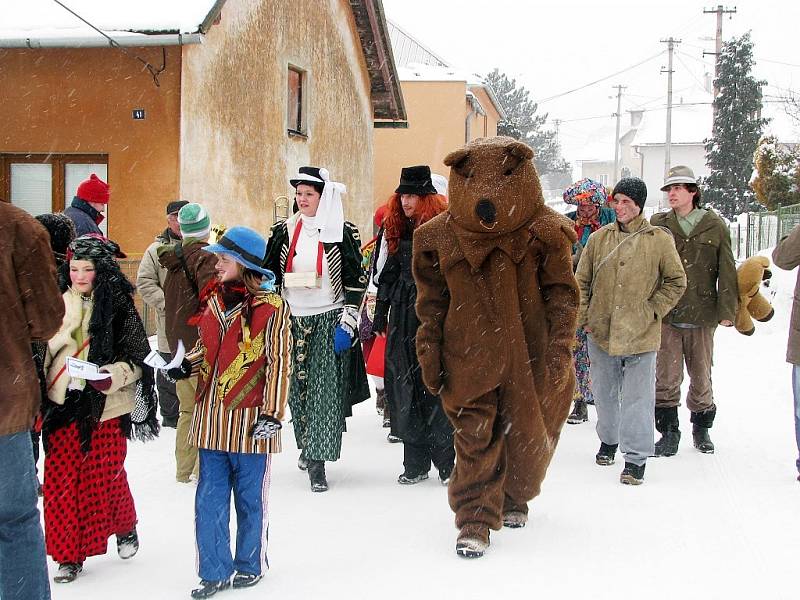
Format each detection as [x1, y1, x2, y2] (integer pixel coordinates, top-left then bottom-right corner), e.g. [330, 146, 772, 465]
[168, 226, 292, 598]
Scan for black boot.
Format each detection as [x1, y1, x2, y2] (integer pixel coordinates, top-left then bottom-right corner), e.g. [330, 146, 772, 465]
[595, 442, 618, 466]
[690, 405, 716, 454]
[567, 400, 588, 424]
[654, 406, 680, 457]
[308, 459, 329, 492]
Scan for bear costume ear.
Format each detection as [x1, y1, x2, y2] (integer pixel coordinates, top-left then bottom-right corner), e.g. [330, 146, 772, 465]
[444, 148, 469, 167]
[505, 140, 534, 161]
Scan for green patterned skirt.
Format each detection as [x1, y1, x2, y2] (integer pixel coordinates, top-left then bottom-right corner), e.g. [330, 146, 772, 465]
[288, 309, 347, 462]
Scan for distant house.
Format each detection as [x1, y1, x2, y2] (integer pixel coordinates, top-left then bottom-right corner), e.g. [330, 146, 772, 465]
[372, 21, 504, 206]
[0, 0, 405, 254]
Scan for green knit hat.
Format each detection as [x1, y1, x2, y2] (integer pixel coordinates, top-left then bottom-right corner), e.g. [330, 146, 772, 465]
[178, 203, 211, 239]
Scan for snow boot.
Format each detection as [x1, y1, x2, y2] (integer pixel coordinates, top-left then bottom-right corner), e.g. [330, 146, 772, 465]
[690, 405, 716, 453]
[53, 562, 82, 584]
[567, 400, 589, 424]
[297, 450, 309, 471]
[502, 511, 528, 529]
[620, 462, 646, 485]
[398, 471, 429, 485]
[456, 524, 490, 559]
[117, 528, 139, 559]
[653, 406, 680, 457]
[190, 579, 230, 599]
[595, 442, 618, 466]
[438, 465, 453, 486]
[232, 572, 262, 589]
[308, 460, 328, 492]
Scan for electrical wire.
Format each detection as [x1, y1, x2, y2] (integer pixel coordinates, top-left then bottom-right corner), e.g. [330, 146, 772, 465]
[51, 0, 166, 87]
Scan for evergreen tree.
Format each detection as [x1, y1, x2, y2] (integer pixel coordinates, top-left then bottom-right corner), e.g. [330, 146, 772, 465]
[703, 32, 768, 219]
[751, 136, 800, 210]
[483, 68, 571, 177]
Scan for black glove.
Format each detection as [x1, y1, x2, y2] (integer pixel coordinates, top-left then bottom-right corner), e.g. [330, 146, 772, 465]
[250, 415, 282, 440]
[166, 358, 192, 381]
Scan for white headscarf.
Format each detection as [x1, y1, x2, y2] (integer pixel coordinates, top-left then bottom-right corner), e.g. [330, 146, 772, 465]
[293, 167, 345, 243]
[431, 173, 448, 197]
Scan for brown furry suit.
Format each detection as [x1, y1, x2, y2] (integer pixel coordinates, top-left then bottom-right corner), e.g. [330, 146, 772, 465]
[413, 137, 578, 545]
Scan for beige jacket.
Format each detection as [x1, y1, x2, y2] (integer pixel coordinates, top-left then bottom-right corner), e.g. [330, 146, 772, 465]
[45, 288, 142, 422]
[773, 224, 800, 364]
[137, 230, 179, 352]
[575, 214, 687, 356]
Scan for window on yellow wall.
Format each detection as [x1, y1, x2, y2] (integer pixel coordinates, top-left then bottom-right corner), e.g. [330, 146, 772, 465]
[288, 66, 305, 135]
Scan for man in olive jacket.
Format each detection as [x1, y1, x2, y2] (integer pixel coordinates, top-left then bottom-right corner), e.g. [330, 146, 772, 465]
[0, 202, 65, 600]
[772, 224, 800, 481]
[650, 166, 738, 457]
[576, 177, 686, 485]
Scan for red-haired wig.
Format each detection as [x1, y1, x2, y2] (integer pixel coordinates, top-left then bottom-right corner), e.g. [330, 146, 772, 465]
[383, 193, 447, 255]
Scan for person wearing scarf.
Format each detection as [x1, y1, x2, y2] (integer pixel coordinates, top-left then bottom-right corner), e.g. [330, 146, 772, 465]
[563, 178, 616, 425]
[263, 166, 370, 492]
[168, 226, 291, 598]
[41, 235, 159, 584]
[371, 166, 455, 485]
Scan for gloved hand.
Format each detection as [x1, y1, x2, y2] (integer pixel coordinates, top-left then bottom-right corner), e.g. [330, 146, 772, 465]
[89, 375, 113, 392]
[166, 358, 192, 381]
[250, 415, 282, 440]
[333, 324, 353, 355]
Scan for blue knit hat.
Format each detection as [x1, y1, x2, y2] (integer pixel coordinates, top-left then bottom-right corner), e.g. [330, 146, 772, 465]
[204, 226, 276, 284]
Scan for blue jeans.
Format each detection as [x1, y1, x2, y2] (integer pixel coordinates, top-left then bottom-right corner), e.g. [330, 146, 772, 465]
[195, 449, 271, 581]
[0, 432, 51, 600]
[791, 366, 800, 474]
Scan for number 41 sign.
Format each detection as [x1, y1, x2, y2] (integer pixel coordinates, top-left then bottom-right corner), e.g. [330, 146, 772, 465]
[132, 109, 146, 120]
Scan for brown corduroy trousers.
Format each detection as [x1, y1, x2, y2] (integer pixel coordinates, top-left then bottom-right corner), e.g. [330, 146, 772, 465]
[655, 323, 716, 413]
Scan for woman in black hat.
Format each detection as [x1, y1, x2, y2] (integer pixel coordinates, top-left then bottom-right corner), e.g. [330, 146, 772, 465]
[372, 166, 455, 485]
[263, 167, 369, 492]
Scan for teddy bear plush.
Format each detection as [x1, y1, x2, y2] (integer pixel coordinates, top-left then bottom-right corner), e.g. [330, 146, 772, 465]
[412, 136, 578, 558]
[735, 255, 775, 335]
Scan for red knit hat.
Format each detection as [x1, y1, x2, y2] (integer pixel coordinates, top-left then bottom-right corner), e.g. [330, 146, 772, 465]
[76, 174, 110, 204]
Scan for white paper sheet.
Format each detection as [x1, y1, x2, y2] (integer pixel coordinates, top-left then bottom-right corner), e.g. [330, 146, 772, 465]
[66, 356, 111, 380]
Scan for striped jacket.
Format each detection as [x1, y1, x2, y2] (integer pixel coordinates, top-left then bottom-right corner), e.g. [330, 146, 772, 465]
[264, 213, 367, 330]
[186, 291, 292, 454]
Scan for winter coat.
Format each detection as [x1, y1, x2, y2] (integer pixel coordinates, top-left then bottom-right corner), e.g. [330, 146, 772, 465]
[64, 197, 103, 237]
[576, 213, 687, 356]
[158, 239, 218, 351]
[0, 203, 64, 436]
[186, 289, 292, 454]
[772, 224, 800, 364]
[44, 288, 142, 422]
[650, 209, 738, 326]
[137, 229, 181, 352]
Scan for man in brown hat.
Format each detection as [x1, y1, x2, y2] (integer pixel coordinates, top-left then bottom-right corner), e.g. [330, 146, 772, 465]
[650, 166, 738, 456]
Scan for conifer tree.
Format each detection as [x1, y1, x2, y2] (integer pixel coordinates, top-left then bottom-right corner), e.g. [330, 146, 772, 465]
[703, 32, 768, 219]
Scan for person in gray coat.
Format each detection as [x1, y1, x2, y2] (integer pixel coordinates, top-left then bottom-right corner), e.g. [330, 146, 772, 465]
[136, 200, 188, 428]
[772, 224, 800, 482]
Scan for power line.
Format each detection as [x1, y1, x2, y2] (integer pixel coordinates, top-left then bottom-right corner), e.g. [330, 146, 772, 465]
[534, 51, 664, 103]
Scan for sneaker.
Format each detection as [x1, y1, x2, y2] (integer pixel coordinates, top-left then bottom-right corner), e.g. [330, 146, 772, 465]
[190, 579, 230, 599]
[595, 442, 618, 466]
[502, 511, 528, 528]
[117, 529, 139, 559]
[382, 415, 391, 428]
[620, 462, 646, 485]
[567, 400, 588, 424]
[232, 572, 262, 589]
[397, 471, 429, 485]
[53, 562, 82, 583]
[387, 433, 402, 443]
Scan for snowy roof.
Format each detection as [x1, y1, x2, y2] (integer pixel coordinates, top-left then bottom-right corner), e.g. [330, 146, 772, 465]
[0, 0, 222, 46]
[387, 20, 450, 69]
[632, 102, 713, 147]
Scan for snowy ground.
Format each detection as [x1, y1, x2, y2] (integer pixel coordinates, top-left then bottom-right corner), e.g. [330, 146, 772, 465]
[43, 252, 800, 600]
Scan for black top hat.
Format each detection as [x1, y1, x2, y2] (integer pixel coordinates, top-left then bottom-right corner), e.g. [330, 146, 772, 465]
[290, 166, 327, 189]
[395, 165, 437, 196]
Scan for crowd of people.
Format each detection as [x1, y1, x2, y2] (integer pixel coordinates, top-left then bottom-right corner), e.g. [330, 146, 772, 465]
[2, 139, 800, 600]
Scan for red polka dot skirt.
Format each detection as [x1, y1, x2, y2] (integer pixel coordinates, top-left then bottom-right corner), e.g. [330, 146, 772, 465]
[43, 418, 137, 564]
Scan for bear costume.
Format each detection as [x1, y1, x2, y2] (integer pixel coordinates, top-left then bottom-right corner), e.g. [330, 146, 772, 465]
[735, 255, 775, 335]
[412, 136, 579, 557]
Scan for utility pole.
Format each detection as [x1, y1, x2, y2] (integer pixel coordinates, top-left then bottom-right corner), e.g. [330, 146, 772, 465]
[552, 118, 561, 142]
[661, 37, 681, 210]
[612, 85, 626, 187]
[703, 5, 737, 113]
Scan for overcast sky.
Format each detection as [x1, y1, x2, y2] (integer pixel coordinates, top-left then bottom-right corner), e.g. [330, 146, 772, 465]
[382, 0, 800, 172]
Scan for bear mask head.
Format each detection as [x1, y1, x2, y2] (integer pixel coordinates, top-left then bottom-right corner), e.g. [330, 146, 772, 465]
[443, 136, 543, 234]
